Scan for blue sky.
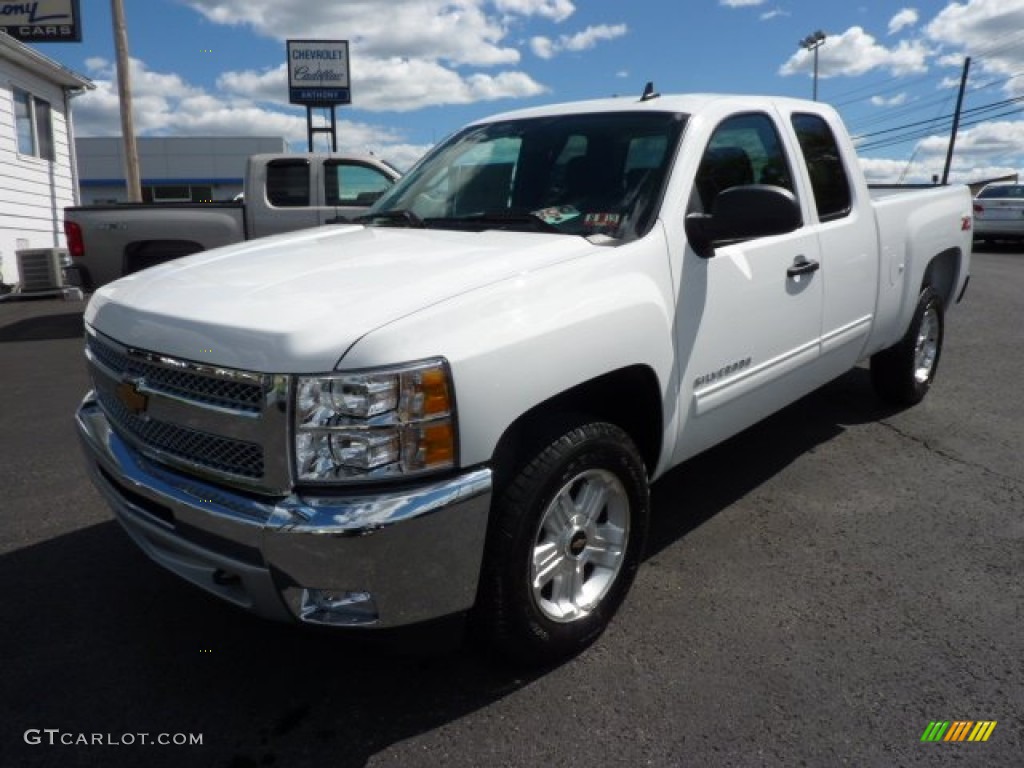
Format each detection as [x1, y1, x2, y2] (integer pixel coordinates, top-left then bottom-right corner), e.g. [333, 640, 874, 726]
[40, 0, 1024, 182]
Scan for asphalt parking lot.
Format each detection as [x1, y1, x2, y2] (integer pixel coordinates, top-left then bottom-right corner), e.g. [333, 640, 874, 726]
[1, 247, 1021, 768]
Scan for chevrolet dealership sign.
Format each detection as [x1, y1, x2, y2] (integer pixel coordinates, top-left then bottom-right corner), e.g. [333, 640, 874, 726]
[287, 40, 351, 105]
[1, 0, 81, 42]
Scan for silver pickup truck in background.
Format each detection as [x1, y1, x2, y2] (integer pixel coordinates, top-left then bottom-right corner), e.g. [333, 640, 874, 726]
[63, 153, 401, 291]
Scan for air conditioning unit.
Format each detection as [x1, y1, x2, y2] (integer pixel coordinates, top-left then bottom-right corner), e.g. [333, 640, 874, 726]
[16, 248, 69, 293]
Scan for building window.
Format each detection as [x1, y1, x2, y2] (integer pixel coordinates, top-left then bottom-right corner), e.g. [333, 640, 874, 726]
[14, 88, 55, 161]
[141, 185, 215, 203]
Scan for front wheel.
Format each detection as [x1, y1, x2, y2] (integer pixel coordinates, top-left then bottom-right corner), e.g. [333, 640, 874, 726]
[479, 421, 649, 667]
[871, 286, 944, 405]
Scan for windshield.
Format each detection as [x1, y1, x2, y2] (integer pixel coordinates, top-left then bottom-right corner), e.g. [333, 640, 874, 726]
[367, 111, 687, 241]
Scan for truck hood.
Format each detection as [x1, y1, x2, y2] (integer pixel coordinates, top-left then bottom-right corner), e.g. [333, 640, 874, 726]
[85, 225, 599, 372]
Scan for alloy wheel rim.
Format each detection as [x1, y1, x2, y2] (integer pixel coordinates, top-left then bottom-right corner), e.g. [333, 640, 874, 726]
[530, 468, 630, 623]
[914, 305, 940, 384]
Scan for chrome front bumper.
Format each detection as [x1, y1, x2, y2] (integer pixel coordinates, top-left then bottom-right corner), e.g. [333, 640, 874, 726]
[76, 391, 493, 628]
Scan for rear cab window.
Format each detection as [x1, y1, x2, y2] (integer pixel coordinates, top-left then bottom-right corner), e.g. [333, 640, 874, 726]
[266, 159, 311, 207]
[791, 113, 852, 222]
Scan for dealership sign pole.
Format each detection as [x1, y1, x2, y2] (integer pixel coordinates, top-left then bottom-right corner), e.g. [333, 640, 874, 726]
[286, 40, 351, 152]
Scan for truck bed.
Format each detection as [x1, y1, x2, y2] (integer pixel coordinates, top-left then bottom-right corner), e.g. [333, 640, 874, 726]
[64, 202, 248, 291]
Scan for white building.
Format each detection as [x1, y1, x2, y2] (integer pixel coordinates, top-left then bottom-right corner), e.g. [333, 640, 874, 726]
[76, 135, 289, 205]
[0, 33, 92, 286]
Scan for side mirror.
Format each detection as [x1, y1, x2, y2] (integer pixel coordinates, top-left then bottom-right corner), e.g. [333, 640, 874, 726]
[685, 184, 802, 259]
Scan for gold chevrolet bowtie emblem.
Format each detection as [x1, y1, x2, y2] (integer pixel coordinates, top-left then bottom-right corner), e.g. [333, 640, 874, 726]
[116, 379, 149, 415]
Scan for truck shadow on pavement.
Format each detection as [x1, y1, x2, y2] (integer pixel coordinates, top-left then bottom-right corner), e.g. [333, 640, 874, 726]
[0, 367, 902, 768]
[0, 520, 533, 768]
[647, 366, 899, 558]
[0, 311, 84, 343]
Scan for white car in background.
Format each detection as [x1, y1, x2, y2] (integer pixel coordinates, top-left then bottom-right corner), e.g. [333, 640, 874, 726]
[973, 183, 1024, 244]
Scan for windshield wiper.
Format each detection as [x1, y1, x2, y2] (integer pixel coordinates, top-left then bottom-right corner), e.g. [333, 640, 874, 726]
[426, 210, 563, 234]
[355, 209, 425, 228]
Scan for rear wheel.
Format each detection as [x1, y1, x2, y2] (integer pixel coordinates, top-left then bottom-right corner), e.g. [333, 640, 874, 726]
[479, 421, 649, 666]
[871, 286, 944, 405]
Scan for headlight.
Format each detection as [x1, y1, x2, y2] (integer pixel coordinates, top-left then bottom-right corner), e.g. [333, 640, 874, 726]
[294, 359, 456, 482]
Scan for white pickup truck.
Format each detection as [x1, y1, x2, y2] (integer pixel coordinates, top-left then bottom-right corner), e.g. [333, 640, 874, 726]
[76, 92, 972, 666]
[63, 153, 400, 290]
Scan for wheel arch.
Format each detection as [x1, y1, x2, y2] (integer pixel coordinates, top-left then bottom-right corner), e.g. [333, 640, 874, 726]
[123, 239, 206, 276]
[488, 364, 663, 494]
[921, 247, 962, 310]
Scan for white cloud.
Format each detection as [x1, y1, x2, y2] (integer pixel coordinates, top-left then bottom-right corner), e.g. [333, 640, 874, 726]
[494, 0, 575, 22]
[925, 0, 1024, 47]
[888, 8, 919, 35]
[926, 0, 1024, 97]
[562, 24, 628, 52]
[719, 0, 766, 6]
[183, 0, 520, 66]
[760, 9, 789, 21]
[72, 0, 615, 164]
[217, 59, 546, 113]
[858, 117, 1024, 184]
[870, 93, 908, 107]
[918, 119, 1024, 163]
[779, 26, 930, 80]
[858, 154, 974, 185]
[530, 24, 627, 59]
[530, 36, 556, 60]
[858, 156, 924, 184]
[72, 58, 428, 166]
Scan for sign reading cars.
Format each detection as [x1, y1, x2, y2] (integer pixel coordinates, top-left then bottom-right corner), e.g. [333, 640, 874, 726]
[287, 40, 351, 105]
[1, 0, 81, 42]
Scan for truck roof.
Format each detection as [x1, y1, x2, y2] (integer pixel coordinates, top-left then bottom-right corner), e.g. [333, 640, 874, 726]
[472, 93, 833, 124]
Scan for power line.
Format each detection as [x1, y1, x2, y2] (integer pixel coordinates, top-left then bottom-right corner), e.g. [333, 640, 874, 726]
[843, 58, 1024, 156]
[855, 102, 1024, 152]
[852, 94, 1024, 141]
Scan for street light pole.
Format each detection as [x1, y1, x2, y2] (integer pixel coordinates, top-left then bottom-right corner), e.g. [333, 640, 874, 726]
[799, 30, 826, 101]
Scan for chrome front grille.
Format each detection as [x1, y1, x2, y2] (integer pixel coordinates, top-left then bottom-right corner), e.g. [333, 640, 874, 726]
[86, 333, 264, 413]
[97, 389, 264, 478]
[85, 327, 292, 494]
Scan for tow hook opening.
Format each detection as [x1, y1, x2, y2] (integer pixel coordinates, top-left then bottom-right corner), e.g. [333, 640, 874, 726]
[296, 588, 379, 626]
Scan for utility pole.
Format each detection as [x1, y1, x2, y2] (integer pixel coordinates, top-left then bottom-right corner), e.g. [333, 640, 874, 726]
[941, 56, 970, 186]
[112, 0, 142, 202]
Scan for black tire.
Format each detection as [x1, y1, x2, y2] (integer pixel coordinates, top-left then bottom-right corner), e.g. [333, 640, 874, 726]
[479, 421, 649, 667]
[871, 286, 944, 405]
